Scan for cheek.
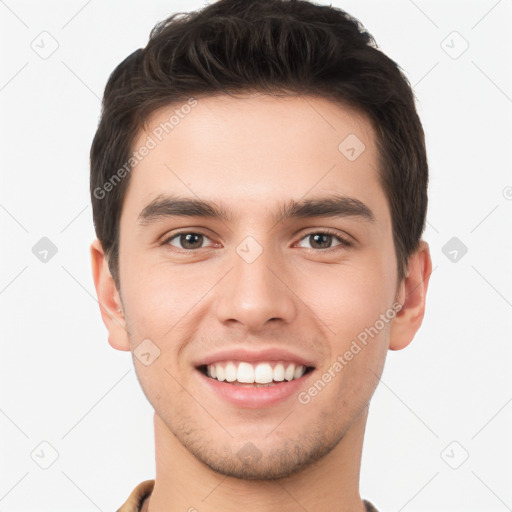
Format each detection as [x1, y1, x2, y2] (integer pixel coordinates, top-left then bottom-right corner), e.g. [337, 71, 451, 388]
[121, 258, 200, 334]
[302, 262, 394, 342]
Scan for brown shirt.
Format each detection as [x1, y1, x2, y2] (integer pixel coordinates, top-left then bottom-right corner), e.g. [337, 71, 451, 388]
[116, 479, 379, 512]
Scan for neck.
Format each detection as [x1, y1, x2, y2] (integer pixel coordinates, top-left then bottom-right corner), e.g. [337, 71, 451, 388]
[144, 406, 370, 512]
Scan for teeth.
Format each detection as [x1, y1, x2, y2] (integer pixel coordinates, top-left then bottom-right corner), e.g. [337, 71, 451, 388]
[293, 365, 304, 380]
[237, 362, 255, 383]
[204, 361, 308, 384]
[254, 363, 273, 384]
[225, 362, 237, 382]
[273, 363, 285, 381]
[216, 365, 225, 382]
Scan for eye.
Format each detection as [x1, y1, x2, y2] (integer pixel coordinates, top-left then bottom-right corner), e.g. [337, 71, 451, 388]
[161, 229, 353, 252]
[163, 231, 214, 251]
[295, 229, 353, 251]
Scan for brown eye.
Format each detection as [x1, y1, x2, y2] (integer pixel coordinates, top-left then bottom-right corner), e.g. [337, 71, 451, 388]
[308, 233, 333, 249]
[166, 232, 210, 250]
[296, 230, 352, 251]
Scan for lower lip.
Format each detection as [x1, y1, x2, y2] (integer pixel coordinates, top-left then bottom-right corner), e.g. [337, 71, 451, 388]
[196, 368, 314, 409]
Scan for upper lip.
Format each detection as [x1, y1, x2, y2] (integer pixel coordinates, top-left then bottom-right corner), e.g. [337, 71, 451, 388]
[193, 347, 316, 368]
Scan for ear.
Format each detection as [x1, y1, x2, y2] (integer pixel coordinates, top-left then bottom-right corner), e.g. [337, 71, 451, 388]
[389, 240, 432, 351]
[90, 238, 130, 351]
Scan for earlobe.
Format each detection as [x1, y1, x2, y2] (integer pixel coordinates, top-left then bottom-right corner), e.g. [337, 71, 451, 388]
[90, 238, 131, 352]
[389, 241, 432, 351]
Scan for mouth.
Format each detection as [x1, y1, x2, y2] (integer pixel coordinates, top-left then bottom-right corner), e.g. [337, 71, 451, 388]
[196, 361, 316, 387]
[192, 348, 317, 408]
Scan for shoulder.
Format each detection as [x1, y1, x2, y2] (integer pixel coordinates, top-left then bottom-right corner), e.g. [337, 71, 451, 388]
[116, 480, 155, 512]
[363, 498, 379, 512]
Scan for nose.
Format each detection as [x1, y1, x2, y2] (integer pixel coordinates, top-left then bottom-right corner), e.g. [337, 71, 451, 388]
[214, 239, 297, 332]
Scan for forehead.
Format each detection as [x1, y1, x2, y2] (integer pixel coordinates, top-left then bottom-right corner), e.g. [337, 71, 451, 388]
[123, 93, 389, 228]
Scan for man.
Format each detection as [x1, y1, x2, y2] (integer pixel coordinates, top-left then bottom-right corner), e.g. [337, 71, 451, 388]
[90, 1, 432, 510]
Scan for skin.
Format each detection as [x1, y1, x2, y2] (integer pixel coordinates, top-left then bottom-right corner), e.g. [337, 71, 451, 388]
[91, 93, 432, 512]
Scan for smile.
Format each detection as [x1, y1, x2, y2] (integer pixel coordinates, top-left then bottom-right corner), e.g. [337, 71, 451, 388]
[199, 360, 314, 386]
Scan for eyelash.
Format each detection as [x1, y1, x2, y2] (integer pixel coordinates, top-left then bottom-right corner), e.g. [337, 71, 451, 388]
[160, 228, 353, 253]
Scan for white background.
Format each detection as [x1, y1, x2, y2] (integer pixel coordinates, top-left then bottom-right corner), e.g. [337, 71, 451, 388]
[1, 0, 511, 510]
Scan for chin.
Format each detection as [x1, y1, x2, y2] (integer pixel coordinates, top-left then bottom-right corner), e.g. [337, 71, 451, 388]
[180, 428, 341, 481]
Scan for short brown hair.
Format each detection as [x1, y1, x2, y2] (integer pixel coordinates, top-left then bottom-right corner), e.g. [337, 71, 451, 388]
[90, 0, 428, 291]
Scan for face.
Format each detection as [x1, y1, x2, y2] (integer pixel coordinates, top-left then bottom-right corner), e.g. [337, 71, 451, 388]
[115, 93, 402, 479]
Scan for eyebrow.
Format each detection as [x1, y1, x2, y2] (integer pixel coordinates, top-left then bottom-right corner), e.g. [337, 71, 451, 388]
[137, 193, 375, 226]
